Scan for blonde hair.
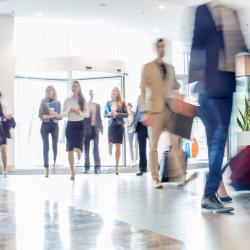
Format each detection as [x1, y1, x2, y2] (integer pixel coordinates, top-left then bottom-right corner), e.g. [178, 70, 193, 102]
[45, 85, 57, 101]
[111, 87, 124, 107]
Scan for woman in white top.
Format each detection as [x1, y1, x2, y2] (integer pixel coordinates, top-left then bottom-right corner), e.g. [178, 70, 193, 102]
[63, 81, 88, 180]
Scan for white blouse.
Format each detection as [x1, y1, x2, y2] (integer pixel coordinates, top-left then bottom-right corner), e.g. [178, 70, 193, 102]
[63, 97, 89, 122]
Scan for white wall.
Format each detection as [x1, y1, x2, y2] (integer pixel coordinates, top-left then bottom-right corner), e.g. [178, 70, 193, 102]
[15, 17, 155, 107]
[0, 14, 15, 167]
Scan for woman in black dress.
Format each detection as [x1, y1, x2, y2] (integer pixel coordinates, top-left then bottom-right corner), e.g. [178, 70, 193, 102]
[104, 87, 128, 174]
[63, 81, 88, 180]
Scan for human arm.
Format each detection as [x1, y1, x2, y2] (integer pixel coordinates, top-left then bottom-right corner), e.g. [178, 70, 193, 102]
[189, 6, 207, 83]
[38, 100, 56, 120]
[140, 64, 149, 113]
[104, 101, 113, 118]
[97, 104, 103, 133]
[115, 102, 128, 119]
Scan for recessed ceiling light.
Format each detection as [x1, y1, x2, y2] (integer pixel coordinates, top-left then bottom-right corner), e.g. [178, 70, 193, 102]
[154, 28, 160, 33]
[36, 12, 44, 16]
[158, 5, 165, 10]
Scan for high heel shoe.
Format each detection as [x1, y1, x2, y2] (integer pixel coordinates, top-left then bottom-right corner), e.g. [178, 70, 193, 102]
[44, 168, 49, 178]
[70, 173, 75, 181]
[218, 194, 233, 202]
[115, 166, 119, 175]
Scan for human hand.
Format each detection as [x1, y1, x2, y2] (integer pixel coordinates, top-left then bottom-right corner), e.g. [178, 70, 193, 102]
[69, 108, 76, 114]
[74, 109, 80, 115]
[142, 113, 151, 127]
[6, 114, 12, 120]
[55, 113, 61, 119]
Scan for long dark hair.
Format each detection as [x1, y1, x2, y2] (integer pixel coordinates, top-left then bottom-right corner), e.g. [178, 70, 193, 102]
[73, 81, 85, 112]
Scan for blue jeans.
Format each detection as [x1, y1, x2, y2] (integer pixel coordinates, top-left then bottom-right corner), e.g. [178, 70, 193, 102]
[198, 94, 233, 198]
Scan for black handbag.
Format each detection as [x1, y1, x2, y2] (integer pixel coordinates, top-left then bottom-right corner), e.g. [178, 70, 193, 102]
[164, 102, 194, 140]
[167, 112, 194, 140]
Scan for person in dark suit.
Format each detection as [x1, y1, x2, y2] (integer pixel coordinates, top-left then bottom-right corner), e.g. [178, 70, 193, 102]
[133, 95, 148, 176]
[189, 0, 247, 212]
[83, 90, 103, 174]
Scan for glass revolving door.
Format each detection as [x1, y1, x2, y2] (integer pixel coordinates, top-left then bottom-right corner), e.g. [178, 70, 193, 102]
[15, 72, 125, 169]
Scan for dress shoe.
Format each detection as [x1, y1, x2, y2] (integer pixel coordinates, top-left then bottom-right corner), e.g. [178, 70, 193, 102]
[70, 173, 75, 181]
[153, 181, 163, 189]
[94, 168, 101, 174]
[201, 196, 234, 213]
[218, 195, 233, 202]
[136, 171, 144, 176]
[115, 166, 119, 175]
[44, 168, 49, 178]
[177, 172, 199, 187]
[83, 169, 89, 174]
[169, 174, 186, 183]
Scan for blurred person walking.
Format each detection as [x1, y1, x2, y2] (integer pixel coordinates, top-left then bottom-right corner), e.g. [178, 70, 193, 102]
[189, 0, 247, 212]
[140, 38, 185, 188]
[134, 96, 148, 176]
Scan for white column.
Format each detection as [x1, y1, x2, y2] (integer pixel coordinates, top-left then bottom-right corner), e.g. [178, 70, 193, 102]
[0, 15, 15, 168]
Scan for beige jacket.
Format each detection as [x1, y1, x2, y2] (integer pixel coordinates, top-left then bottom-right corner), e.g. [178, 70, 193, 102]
[140, 60, 180, 114]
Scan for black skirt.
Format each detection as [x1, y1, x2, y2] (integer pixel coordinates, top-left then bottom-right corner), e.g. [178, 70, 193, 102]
[66, 121, 84, 152]
[108, 125, 124, 144]
[0, 123, 7, 146]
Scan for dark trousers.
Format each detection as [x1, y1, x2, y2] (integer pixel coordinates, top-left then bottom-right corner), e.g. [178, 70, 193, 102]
[136, 122, 148, 172]
[84, 126, 101, 170]
[40, 122, 59, 168]
[198, 93, 233, 198]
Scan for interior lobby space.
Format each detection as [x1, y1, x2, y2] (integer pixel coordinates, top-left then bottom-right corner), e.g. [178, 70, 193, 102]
[1, 0, 250, 249]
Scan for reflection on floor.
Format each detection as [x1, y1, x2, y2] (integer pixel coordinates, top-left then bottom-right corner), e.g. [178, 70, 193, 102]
[0, 190, 183, 250]
[0, 172, 250, 250]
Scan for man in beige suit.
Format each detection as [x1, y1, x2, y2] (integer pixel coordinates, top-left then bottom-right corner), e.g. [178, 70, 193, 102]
[140, 38, 183, 188]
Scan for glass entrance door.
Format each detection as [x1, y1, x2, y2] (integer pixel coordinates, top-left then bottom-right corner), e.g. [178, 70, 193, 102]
[15, 74, 125, 169]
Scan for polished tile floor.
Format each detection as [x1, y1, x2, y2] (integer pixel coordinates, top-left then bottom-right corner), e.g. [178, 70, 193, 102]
[0, 171, 250, 250]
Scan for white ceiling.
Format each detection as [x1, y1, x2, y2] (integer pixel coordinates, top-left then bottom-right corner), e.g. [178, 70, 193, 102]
[0, 0, 250, 42]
